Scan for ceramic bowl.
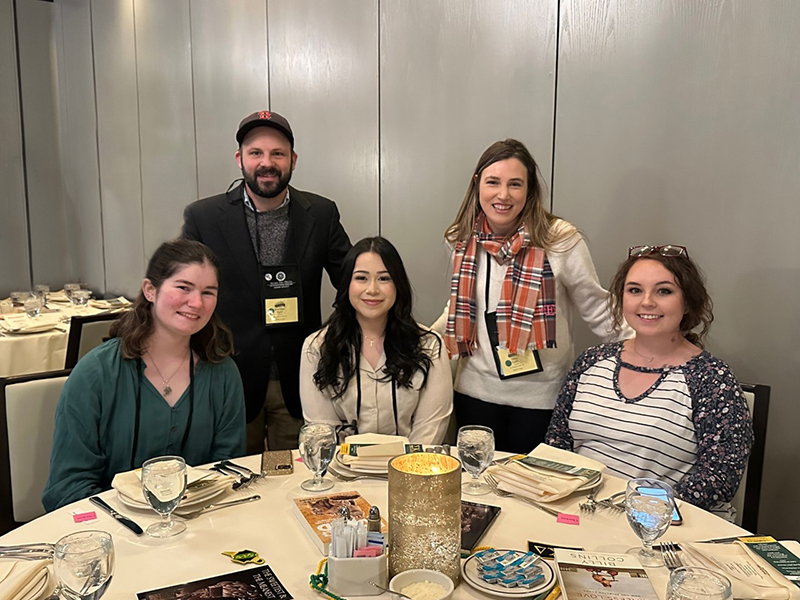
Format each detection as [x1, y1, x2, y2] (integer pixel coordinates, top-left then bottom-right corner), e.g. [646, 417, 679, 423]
[389, 569, 455, 600]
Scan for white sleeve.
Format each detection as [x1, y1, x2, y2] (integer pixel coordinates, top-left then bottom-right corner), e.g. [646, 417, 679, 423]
[430, 300, 450, 336]
[407, 332, 454, 445]
[553, 234, 632, 342]
[299, 334, 342, 428]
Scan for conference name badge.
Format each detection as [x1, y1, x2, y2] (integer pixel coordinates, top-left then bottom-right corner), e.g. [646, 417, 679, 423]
[261, 264, 303, 327]
[495, 346, 542, 378]
[264, 298, 298, 325]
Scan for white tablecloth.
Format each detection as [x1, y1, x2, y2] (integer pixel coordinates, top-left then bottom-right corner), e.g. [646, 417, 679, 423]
[0, 304, 109, 377]
[0, 453, 750, 599]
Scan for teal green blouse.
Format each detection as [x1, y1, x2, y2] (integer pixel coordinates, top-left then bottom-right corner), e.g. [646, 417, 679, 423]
[42, 338, 246, 511]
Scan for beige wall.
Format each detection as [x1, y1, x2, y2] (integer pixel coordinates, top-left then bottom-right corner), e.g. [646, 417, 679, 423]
[2, 0, 798, 538]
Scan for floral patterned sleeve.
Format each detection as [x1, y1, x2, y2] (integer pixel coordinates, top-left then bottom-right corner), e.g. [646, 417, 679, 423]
[545, 343, 623, 450]
[676, 355, 754, 509]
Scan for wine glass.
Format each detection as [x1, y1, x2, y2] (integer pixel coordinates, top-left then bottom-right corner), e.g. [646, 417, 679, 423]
[141, 455, 187, 537]
[667, 567, 733, 600]
[64, 283, 82, 301]
[457, 425, 495, 495]
[72, 290, 91, 307]
[34, 284, 50, 306]
[625, 478, 674, 566]
[298, 422, 337, 492]
[53, 530, 114, 599]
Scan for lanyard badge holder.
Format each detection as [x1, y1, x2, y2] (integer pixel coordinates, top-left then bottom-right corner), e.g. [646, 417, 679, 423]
[483, 259, 543, 380]
[261, 264, 304, 327]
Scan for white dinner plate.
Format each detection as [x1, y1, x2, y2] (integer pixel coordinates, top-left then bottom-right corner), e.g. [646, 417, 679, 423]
[575, 472, 603, 493]
[462, 551, 556, 599]
[117, 484, 229, 513]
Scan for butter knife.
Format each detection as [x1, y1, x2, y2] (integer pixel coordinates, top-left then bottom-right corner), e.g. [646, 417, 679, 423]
[89, 496, 144, 535]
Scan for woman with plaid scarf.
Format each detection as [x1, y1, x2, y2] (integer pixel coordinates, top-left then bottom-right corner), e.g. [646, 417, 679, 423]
[433, 139, 628, 453]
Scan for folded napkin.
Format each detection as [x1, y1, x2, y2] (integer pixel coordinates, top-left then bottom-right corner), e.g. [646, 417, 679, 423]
[0, 314, 62, 334]
[488, 444, 606, 503]
[681, 542, 800, 600]
[88, 296, 131, 310]
[339, 433, 410, 471]
[46, 291, 71, 303]
[111, 465, 234, 507]
[0, 560, 50, 600]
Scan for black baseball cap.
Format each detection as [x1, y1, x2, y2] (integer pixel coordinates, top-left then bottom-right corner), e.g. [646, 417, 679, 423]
[236, 110, 294, 146]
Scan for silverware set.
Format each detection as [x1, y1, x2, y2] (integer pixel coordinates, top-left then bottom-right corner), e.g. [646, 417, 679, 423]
[484, 474, 560, 517]
[0, 543, 54, 560]
[211, 460, 263, 489]
[177, 494, 261, 520]
[661, 541, 683, 569]
[326, 467, 387, 482]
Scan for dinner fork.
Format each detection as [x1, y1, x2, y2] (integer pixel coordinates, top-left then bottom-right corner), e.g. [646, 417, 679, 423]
[485, 474, 560, 517]
[327, 468, 387, 482]
[176, 494, 261, 520]
[0, 543, 54, 560]
[210, 465, 248, 490]
[220, 460, 264, 485]
[596, 491, 625, 513]
[661, 542, 682, 570]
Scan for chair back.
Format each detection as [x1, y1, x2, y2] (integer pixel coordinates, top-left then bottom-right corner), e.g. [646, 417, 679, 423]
[0, 369, 70, 534]
[65, 312, 121, 369]
[731, 382, 770, 532]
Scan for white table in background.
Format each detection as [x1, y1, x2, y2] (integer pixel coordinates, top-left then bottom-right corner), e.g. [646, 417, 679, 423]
[0, 452, 749, 599]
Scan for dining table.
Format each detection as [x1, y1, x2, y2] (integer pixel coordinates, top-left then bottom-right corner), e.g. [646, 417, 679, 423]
[0, 296, 129, 378]
[0, 451, 755, 600]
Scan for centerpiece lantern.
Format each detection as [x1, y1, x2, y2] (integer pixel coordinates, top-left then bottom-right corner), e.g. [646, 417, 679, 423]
[388, 452, 461, 584]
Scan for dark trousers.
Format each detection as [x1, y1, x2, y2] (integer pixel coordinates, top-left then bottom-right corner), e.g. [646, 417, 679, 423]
[454, 391, 553, 454]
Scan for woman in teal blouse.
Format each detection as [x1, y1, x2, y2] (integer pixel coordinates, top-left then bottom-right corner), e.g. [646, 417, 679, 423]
[43, 239, 246, 511]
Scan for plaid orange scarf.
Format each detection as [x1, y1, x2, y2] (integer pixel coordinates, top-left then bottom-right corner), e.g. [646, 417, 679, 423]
[444, 214, 556, 357]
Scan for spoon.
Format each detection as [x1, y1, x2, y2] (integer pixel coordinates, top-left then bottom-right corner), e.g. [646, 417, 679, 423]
[370, 581, 413, 600]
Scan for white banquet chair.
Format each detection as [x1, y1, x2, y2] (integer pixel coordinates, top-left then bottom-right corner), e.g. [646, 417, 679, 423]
[64, 312, 120, 369]
[0, 369, 70, 534]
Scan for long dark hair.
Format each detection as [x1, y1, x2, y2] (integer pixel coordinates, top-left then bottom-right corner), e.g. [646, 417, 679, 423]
[313, 237, 439, 398]
[110, 239, 234, 362]
[609, 253, 714, 348]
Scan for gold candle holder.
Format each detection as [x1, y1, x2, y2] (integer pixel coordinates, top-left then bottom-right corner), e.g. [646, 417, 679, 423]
[388, 453, 462, 584]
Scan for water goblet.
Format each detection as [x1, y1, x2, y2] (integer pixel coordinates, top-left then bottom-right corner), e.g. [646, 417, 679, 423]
[72, 290, 91, 307]
[457, 425, 495, 495]
[64, 283, 82, 301]
[298, 422, 337, 492]
[23, 296, 42, 318]
[141, 455, 187, 537]
[625, 478, 674, 566]
[667, 567, 732, 600]
[10, 291, 29, 307]
[53, 530, 115, 599]
[34, 284, 50, 305]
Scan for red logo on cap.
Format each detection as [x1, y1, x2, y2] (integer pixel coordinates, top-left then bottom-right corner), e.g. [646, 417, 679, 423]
[258, 111, 272, 120]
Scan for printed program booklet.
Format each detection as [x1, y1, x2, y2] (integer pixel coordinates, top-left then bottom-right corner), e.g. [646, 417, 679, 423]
[461, 500, 501, 552]
[136, 565, 292, 599]
[292, 490, 387, 555]
[554, 549, 658, 600]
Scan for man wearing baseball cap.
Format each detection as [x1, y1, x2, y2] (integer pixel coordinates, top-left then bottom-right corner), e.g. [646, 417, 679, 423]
[182, 110, 352, 452]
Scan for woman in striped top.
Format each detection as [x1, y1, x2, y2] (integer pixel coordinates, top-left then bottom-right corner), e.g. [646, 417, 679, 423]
[545, 246, 753, 518]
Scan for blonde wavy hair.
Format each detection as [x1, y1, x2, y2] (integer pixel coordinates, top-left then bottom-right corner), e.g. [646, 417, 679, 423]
[445, 139, 575, 250]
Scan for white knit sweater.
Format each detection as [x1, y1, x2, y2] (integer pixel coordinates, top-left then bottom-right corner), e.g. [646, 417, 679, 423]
[433, 222, 629, 410]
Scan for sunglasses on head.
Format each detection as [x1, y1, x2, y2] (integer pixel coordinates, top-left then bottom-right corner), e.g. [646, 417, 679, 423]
[628, 245, 688, 259]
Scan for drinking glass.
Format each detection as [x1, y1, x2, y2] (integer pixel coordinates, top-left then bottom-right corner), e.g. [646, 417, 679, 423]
[34, 284, 50, 305]
[64, 283, 82, 300]
[458, 425, 495, 495]
[23, 296, 42, 318]
[72, 290, 91, 307]
[298, 422, 337, 492]
[53, 530, 114, 599]
[667, 567, 732, 600]
[10, 291, 29, 307]
[625, 478, 674, 566]
[141, 455, 187, 537]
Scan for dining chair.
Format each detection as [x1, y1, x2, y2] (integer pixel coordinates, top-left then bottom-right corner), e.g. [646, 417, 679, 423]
[731, 382, 770, 533]
[0, 369, 70, 534]
[64, 312, 121, 369]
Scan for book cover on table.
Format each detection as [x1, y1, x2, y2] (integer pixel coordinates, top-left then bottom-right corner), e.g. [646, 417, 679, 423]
[554, 549, 657, 600]
[291, 490, 387, 555]
[136, 565, 292, 599]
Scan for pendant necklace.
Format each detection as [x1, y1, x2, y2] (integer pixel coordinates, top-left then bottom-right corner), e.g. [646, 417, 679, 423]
[362, 333, 384, 348]
[631, 340, 678, 366]
[146, 350, 189, 397]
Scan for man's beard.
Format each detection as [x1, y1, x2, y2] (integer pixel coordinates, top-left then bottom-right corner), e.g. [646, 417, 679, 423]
[242, 164, 292, 199]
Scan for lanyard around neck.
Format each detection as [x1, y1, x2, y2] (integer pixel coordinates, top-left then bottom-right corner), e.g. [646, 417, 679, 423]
[351, 356, 398, 437]
[131, 355, 195, 470]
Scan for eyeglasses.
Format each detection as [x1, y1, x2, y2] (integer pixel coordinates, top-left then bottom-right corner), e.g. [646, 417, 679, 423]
[628, 245, 688, 258]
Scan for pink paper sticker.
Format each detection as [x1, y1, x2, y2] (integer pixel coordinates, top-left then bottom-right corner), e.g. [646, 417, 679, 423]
[557, 513, 580, 526]
[296, 457, 303, 462]
[73, 511, 97, 523]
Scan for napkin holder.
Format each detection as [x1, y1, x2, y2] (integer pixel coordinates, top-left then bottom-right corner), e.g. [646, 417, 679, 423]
[328, 554, 387, 596]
